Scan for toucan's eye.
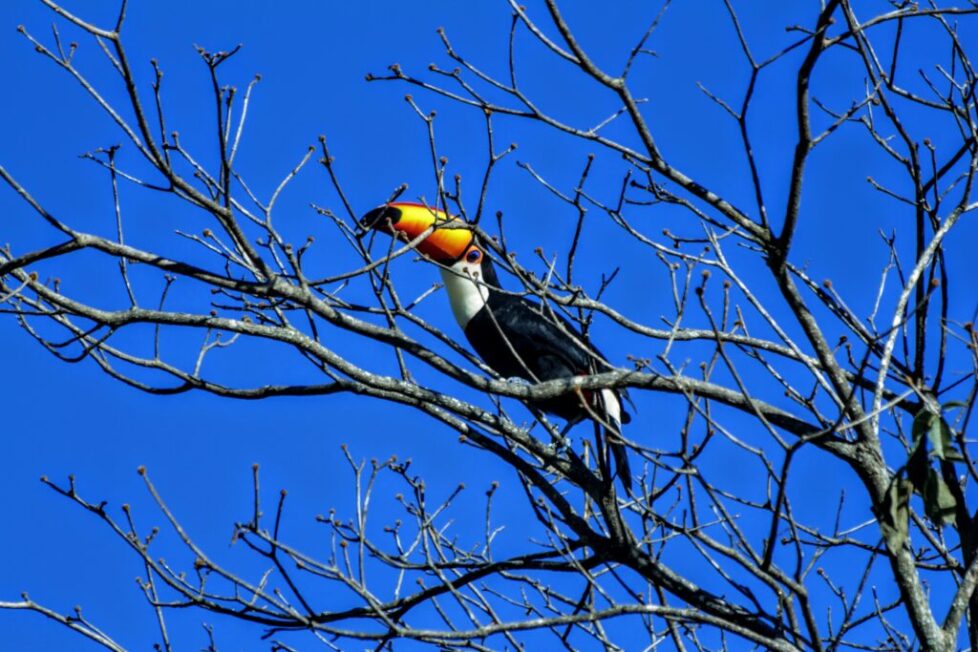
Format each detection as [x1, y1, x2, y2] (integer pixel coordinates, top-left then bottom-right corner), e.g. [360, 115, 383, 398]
[465, 248, 482, 264]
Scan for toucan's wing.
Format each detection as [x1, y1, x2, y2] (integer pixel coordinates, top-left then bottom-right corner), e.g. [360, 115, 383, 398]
[518, 301, 599, 373]
[523, 301, 634, 422]
[490, 298, 634, 490]
[513, 301, 634, 424]
[472, 297, 589, 379]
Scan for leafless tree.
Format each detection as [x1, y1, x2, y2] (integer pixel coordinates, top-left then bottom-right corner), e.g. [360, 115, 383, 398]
[2, 1, 978, 650]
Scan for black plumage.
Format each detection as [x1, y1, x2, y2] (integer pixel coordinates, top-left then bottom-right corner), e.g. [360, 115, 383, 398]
[359, 202, 633, 490]
[462, 256, 633, 489]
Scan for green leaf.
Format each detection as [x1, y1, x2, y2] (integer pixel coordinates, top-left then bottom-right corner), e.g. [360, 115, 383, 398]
[923, 468, 957, 526]
[878, 475, 912, 550]
[927, 411, 950, 460]
[942, 400, 969, 410]
[911, 410, 934, 451]
[907, 438, 929, 495]
[914, 409, 961, 462]
[940, 419, 966, 462]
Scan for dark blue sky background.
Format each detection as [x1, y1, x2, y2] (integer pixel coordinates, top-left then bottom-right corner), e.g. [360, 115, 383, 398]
[1, 1, 976, 649]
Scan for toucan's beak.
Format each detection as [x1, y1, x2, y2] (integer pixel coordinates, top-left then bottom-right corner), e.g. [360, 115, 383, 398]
[360, 202, 473, 263]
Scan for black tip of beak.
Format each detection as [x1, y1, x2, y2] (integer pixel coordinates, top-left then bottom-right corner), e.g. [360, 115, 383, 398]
[360, 205, 403, 231]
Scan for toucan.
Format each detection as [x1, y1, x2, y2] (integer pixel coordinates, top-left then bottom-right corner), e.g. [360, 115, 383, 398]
[361, 202, 633, 490]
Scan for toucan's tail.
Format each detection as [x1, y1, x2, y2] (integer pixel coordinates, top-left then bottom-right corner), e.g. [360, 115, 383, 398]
[594, 388, 632, 491]
[607, 428, 633, 492]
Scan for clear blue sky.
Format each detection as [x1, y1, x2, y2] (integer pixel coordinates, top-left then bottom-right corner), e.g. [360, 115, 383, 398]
[1, 2, 976, 649]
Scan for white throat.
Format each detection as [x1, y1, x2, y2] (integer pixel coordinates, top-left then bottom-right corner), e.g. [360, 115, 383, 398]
[440, 265, 489, 328]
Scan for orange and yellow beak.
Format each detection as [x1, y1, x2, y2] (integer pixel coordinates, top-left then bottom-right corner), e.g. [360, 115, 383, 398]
[360, 202, 473, 263]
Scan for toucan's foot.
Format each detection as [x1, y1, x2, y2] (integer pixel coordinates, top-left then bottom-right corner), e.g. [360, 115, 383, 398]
[550, 420, 575, 452]
[505, 376, 531, 386]
[549, 435, 572, 453]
